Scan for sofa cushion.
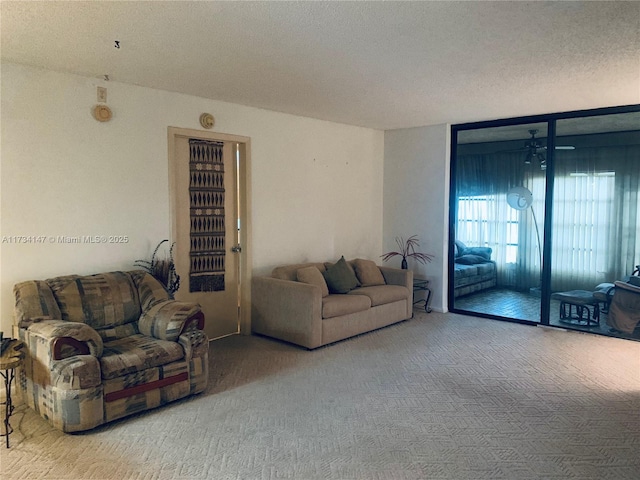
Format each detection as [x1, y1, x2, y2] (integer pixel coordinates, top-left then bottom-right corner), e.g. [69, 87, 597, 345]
[130, 271, 171, 311]
[95, 323, 140, 343]
[455, 254, 490, 265]
[348, 285, 410, 307]
[100, 334, 184, 380]
[455, 240, 467, 257]
[48, 271, 141, 329]
[297, 266, 329, 297]
[322, 256, 360, 294]
[322, 294, 371, 319]
[353, 259, 386, 287]
[454, 263, 478, 278]
[473, 262, 495, 275]
[463, 247, 492, 260]
[13, 280, 62, 324]
[272, 263, 327, 281]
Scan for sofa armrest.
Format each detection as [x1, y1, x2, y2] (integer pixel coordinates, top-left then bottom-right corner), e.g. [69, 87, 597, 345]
[380, 267, 413, 290]
[138, 301, 203, 341]
[252, 276, 323, 349]
[23, 320, 104, 360]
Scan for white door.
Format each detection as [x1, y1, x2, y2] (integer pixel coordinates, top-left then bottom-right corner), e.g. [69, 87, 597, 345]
[171, 134, 240, 340]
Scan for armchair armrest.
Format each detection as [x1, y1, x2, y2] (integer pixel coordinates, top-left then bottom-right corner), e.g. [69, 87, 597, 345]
[23, 320, 103, 360]
[138, 301, 203, 341]
[614, 280, 640, 294]
[53, 337, 90, 358]
[608, 280, 640, 334]
[252, 276, 323, 349]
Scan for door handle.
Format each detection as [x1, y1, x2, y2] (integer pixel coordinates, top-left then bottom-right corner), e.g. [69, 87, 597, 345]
[231, 244, 242, 253]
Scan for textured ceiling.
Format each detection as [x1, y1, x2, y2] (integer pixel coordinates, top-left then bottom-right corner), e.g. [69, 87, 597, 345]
[2, 1, 639, 131]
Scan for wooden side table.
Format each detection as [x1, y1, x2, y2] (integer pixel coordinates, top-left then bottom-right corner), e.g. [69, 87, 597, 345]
[1, 339, 25, 448]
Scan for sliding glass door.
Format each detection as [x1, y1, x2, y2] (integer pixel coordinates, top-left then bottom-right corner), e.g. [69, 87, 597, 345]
[452, 123, 548, 323]
[450, 105, 640, 341]
[549, 113, 640, 339]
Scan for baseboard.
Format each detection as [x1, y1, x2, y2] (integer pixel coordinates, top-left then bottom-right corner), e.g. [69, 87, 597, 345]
[536, 324, 568, 332]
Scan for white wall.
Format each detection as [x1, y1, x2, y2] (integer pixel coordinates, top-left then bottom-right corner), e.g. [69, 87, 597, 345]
[383, 124, 450, 312]
[1, 63, 384, 333]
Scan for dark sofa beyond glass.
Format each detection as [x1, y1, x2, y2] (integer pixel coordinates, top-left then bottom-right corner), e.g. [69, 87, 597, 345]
[453, 241, 497, 298]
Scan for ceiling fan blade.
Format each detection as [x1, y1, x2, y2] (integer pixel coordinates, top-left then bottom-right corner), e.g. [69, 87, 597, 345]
[542, 145, 576, 150]
[495, 148, 527, 153]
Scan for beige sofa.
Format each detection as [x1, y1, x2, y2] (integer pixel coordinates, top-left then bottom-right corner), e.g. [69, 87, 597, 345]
[252, 258, 413, 349]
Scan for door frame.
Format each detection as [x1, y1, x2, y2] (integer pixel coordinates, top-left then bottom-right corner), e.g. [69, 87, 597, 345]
[168, 126, 253, 337]
[448, 104, 640, 334]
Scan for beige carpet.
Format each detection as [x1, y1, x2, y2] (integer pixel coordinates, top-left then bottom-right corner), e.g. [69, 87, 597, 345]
[2, 311, 639, 479]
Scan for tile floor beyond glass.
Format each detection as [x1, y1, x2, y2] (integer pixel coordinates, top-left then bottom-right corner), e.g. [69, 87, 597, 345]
[453, 287, 640, 341]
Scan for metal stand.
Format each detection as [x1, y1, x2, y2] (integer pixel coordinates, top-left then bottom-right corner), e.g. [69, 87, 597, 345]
[413, 278, 432, 313]
[1, 367, 16, 448]
[0, 339, 24, 448]
[559, 301, 600, 327]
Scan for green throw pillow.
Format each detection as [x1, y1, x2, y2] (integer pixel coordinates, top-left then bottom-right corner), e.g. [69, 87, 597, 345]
[322, 256, 360, 294]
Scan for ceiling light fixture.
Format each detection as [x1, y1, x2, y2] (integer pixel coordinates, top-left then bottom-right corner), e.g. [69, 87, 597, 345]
[525, 130, 547, 171]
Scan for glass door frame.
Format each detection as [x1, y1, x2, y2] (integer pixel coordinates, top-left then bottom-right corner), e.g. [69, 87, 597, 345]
[448, 103, 640, 329]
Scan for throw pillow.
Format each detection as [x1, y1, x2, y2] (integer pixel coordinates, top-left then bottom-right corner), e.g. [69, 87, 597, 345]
[455, 254, 490, 265]
[297, 266, 329, 297]
[322, 256, 360, 294]
[353, 258, 386, 286]
[464, 247, 492, 260]
[324, 260, 361, 286]
[454, 240, 467, 257]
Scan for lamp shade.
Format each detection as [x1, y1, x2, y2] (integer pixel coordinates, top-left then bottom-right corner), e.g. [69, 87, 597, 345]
[506, 186, 533, 210]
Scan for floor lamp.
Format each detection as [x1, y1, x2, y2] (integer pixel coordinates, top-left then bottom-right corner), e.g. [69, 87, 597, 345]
[507, 186, 542, 295]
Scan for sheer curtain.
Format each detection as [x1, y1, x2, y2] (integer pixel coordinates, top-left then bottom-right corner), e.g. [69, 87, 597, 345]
[455, 144, 639, 293]
[455, 152, 544, 290]
[552, 145, 640, 291]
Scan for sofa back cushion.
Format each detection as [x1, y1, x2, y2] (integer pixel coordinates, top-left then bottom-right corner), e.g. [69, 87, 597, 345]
[47, 272, 141, 334]
[13, 280, 62, 325]
[129, 270, 171, 311]
[297, 266, 329, 297]
[272, 263, 327, 281]
[352, 259, 386, 287]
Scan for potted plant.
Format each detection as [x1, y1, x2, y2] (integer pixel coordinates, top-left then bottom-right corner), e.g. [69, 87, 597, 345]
[381, 235, 434, 269]
[135, 239, 181, 297]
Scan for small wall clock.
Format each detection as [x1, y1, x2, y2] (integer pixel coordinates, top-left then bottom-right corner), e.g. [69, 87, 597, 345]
[93, 104, 113, 122]
[199, 113, 215, 129]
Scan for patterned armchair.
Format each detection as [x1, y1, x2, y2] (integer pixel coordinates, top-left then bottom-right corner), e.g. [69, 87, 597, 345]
[13, 270, 208, 432]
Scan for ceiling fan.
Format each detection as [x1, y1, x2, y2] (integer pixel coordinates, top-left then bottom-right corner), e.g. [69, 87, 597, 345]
[525, 129, 575, 152]
[522, 129, 575, 170]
